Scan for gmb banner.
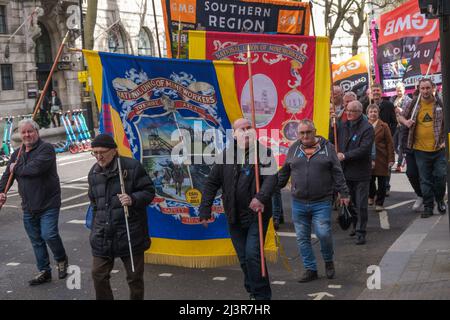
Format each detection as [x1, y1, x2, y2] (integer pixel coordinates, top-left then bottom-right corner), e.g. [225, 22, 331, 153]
[162, 0, 311, 58]
[332, 53, 369, 98]
[83, 50, 278, 267]
[188, 30, 330, 165]
[375, 0, 441, 96]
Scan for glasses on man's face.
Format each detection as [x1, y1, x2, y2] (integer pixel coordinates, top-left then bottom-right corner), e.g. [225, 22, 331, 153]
[91, 150, 112, 158]
[346, 109, 361, 113]
[298, 130, 313, 136]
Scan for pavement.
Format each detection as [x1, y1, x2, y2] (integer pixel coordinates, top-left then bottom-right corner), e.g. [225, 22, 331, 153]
[358, 181, 450, 299]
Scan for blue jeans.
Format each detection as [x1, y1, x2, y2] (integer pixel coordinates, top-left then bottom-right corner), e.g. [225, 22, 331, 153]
[23, 208, 67, 272]
[414, 149, 447, 210]
[228, 217, 271, 300]
[292, 199, 333, 271]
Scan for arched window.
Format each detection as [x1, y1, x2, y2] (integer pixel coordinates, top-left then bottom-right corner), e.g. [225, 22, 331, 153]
[137, 27, 155, 56]
[35, 22, 52, 63]
[108, 25, 126, 53]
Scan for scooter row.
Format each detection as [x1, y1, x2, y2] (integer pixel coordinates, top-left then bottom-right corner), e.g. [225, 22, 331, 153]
[0, 116, 15, 166]
[54, 110, 92, 154]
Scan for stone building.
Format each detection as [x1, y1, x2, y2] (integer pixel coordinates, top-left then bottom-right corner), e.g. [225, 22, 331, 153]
[0, 0, 165, 118]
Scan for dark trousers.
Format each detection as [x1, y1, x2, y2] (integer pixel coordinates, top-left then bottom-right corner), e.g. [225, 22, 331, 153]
[414, 149, 447, 210]
[405, 150, 423, 197]
[393, 126, 405, 166]
[92, 254, 145, 300]
[228, 217, 271, 300]
[51, 112, 61, 127]
[271, 189, 284, 223]
[347, 180, 370, 235]
[369, 176, 387, 206]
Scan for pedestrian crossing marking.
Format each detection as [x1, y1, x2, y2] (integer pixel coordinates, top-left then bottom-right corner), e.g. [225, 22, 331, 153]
[6, 262, 20, 266]
[159, 273, 173, 277]
[271, 281, 286, 285]
[67, 220, 86, 224]
[213, 277, 227, 281]
[328, 285, 342, 289]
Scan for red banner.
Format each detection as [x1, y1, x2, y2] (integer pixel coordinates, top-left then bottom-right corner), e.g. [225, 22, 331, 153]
[191, 31, 323, 164]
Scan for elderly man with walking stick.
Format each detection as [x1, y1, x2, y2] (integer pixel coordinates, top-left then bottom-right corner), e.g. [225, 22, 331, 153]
[87, 134, 155, 300]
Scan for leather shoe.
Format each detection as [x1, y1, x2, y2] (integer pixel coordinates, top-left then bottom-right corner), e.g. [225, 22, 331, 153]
[57, 257, 69, 279]
[298, 270, 318, 283]
[437, 201, 447, 214]
[325, 261, 335, 279]
[421, 209, 433, 218]
[29, 270, 52, 286]
[356, 234, 366, 245]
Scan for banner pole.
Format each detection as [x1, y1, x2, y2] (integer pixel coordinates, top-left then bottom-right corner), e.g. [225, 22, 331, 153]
[151, 0, 162, 58]
[328, 38, 338, 152]
[309, 1, 316, 36]
[410, 58, 434, 121]
[246, 44, 266, 278]
[177, 15, 182, 59]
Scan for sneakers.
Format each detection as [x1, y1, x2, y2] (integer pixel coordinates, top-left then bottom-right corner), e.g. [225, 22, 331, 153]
[412, 197, 424, 212]
[356, 234, 366, 245]
[298, 270, 318, 283]
[421, 209, 433, 218]
[29, 270, 52, 286]
[375, 205, 384, 212]
[325, 261, 335, 279]
[57, 257, 69, 279]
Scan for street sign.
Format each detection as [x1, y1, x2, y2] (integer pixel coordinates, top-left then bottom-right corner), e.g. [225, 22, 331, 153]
[57, 61, 72, 71]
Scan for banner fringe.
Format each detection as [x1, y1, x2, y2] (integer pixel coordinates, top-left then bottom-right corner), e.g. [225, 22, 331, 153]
[145, 250, 278, 268]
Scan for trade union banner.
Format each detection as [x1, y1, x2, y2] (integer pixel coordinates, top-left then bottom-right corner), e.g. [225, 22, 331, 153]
[83, 50, 278, 267]
[374, 0, 441, 96]
[188, 30, 330, 165]
[161, 0, 311, 58]
[332, 53, 369, 97]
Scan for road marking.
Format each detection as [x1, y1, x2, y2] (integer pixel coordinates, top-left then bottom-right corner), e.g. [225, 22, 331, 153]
[57, 153, 90, 162]
[159, 273, 173, 277]
[271, 281, 286, 285]
[6, 262, 20, 266]
[6, 291, 12, 293]
[378, 210, 390, 229]
[63, 176, 88, 183]
[61, 185, 89, 191]
[61, 202, 90, 211]
[308, 292, 335, 300]
[385, 200, 415, 210]
[328, 285, 342, 289]
[213, 277, 227, 281]
[277, 232, 317, 240]
[67, 220, 86, 224]
[59, 158, 94, 167]
[2, 205, 18, 208]
[62, 192, 88, 203]
[111, 270, 120, 274]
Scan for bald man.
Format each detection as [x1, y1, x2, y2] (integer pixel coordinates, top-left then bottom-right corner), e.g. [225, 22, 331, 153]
[199, 118, 277, 300]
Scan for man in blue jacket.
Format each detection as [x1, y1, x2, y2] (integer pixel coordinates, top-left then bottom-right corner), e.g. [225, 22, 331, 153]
[0, 119, 68, 286]
[335, 101, 375, 245]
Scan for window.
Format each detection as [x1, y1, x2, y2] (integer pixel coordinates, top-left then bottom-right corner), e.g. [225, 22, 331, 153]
[1, 64, 14, 90]
[108, 25, 126, 53]
[0, 6, 6, 34]
[138, 28, 155, 56]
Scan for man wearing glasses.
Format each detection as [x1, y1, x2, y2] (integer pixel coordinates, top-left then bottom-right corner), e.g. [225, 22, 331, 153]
[334, 101, 375, 245]
[278, 119, 350, 282]
[87, 134, 155, 300]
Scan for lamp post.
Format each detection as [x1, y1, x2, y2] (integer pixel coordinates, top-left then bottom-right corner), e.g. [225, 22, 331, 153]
[78, 0, 96, 138]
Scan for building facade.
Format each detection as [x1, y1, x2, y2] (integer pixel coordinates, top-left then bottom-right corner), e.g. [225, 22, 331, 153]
[0, 0, 165, 117]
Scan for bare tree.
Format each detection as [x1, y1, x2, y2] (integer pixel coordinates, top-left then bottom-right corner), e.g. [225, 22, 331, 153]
[84, 0, 98, 50]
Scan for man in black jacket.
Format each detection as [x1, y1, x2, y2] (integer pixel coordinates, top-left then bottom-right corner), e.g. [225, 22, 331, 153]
[199, 118, 278, 300]
[279, 119, 350, 282]
[0, 119, 68, 286]
[88, 134, 155, 300]
[335, 101, 375, 245]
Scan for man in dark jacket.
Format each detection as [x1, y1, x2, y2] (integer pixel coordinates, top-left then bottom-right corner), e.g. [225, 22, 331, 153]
[279, 119, 350, 282]
[88, 134, 155, 300]
[334, 101, 375, 245]
[199, 118, 277, 300]
[0, 119, 68, 285]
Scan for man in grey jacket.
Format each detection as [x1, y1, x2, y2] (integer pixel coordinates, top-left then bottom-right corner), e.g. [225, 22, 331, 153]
[279, 119, 349, 283]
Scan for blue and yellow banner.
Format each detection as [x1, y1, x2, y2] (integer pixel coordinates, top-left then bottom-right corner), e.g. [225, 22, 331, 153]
[83, 50, 278, 267]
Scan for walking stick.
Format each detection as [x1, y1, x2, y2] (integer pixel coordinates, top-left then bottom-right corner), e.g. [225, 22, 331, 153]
[117, 156, 135, 272]
[247, 44, 267, 278]
[328, 38, 338, 152]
